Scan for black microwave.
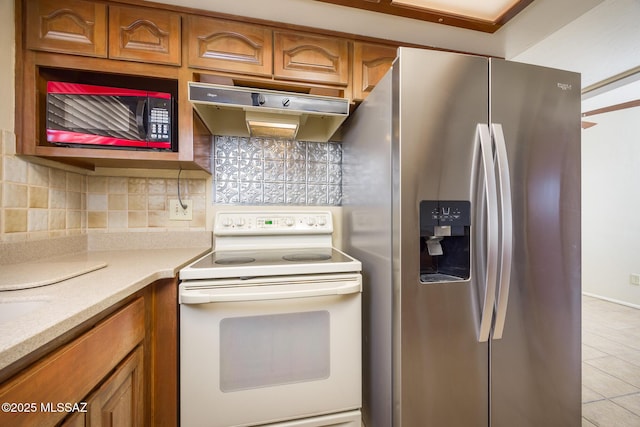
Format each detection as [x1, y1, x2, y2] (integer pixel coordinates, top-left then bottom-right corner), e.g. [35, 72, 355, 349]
[45, 81, 176, 151]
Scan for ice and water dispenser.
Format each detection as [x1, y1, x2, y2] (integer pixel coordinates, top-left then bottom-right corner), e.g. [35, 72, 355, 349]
[420, 200, 471, 283]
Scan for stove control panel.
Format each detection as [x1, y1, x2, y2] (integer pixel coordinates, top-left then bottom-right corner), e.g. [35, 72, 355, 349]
[214, 211, 333, 235]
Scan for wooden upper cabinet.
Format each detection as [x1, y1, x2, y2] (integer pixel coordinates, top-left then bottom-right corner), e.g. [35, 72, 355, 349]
[108, 5, 181, 66]
[352, 42, 397, 101]
[25, 0, 108, 57]
[274, 31, 349, 86]
[186, 16, 273, 77]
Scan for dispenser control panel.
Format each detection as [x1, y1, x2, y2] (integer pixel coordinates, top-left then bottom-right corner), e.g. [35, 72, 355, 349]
[420, 201, 470, 228]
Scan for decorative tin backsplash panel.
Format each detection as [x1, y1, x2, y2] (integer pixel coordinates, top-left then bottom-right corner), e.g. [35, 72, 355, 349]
[213, 136, 342, 206]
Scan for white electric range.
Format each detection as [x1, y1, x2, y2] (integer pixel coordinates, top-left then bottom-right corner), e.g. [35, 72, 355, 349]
[179, 211, 362, 427]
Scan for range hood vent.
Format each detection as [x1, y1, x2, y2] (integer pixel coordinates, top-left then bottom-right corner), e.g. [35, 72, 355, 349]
[188, 82, 350, 142]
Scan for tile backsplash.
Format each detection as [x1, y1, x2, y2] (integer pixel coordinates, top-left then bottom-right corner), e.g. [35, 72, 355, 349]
[1, 130, 87, 241]
[86, 176, 207, 231]
[1, 129, 208, 241]
[1, 130, 341, 242]
[213, 136, 342, 206]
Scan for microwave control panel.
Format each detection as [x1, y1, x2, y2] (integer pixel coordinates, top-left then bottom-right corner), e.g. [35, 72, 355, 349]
[148, 98, 171, 142]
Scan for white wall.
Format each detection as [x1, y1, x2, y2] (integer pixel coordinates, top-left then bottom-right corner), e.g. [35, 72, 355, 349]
[582, 106, 640, 307]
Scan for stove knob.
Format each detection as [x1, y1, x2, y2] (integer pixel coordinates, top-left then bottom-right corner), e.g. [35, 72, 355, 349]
[284, 217, 295, 227]
[306, 217, 316, 226]
[235, 218, 246, 227]
[317, 216, 327, 226]
[221, 217, 234, 227]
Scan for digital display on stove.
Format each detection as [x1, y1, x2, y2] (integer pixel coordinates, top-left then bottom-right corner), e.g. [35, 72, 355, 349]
[258, 217, 280, 228]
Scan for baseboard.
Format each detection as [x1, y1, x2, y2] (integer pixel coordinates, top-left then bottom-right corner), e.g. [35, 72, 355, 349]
[582, 292, 640, 310]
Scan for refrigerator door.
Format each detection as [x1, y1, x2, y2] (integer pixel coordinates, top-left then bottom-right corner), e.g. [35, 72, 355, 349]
[396, 48, 489, 427]
[489, 59, 582, 427]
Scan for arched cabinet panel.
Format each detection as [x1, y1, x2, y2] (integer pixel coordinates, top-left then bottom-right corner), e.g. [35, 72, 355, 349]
[274, 31, 349, 86]
[187, 16, 272, 77]
[109, 5, 181, 66]
[26, 0, 107, 57]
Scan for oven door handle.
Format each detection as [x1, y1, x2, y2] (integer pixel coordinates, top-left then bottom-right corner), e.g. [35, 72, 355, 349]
[180, 281, 362, 304]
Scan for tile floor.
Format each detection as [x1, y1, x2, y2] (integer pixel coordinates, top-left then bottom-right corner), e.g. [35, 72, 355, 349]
[582, 295, 640, 426]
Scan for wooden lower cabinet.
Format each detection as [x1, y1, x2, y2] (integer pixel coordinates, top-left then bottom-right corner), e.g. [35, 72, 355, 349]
[58, 347, 143, 427]
[0, 278, 179, 427]
[86, 346, 144, 427]
[59, 412, 86, 427]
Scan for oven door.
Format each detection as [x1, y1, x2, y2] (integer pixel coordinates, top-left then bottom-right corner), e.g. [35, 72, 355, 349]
[179, 274, 362, 427]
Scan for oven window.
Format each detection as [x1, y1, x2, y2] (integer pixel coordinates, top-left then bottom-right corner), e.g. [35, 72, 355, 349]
[219, 311, 330, 392]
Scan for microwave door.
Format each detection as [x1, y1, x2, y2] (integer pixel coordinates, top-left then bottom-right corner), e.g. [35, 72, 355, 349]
[93, 96, 145, 142]
[92, 96, 148, 142]
[46, 81, 174, 150]
[66, 96, 141, 144]
[47, 94, 150, 148]
[51, 95, 106, 132]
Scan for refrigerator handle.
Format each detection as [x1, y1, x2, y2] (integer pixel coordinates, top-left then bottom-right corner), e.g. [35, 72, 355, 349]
[475, 124, 499, 342]
[491, 123, 513, 340]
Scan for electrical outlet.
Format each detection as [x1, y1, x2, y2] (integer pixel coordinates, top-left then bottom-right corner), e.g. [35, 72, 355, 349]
[169, 199, 193, 221]
[631, 274, 640, 286]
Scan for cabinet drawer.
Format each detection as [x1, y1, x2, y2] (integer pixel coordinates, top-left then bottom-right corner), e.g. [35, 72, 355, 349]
[274, 31, 349, 86]
[25, 0, 108, 57]
[109, 5, 181, 66]
[187, 16, 273, 77]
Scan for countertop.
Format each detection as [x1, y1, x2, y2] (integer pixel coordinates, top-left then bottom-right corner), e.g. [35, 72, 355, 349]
[0, 233, 211, 373]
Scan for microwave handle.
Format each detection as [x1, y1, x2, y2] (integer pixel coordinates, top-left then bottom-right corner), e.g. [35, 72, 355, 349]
[135, 98, 147, 138]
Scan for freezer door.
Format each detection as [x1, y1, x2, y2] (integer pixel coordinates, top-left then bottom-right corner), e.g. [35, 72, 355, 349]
[397, 48, 490, 427]
[489, 59, 581, 427]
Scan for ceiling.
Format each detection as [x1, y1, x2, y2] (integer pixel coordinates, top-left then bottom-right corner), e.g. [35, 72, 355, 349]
[312, 0, 534, 33]
[154, 0, 639, 112]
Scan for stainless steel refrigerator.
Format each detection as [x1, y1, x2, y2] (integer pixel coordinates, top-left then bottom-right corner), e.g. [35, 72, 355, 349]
[342, 47, 581, 427]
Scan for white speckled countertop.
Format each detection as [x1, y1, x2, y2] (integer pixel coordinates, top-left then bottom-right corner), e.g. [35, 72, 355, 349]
[0, 232, 211, 373]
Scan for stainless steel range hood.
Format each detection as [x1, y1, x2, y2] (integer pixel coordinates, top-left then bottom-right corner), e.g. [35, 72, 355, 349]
[188, 82, 350, 142]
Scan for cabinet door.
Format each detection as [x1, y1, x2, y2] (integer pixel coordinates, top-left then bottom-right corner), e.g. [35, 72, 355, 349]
[353, 42, 397, 101]
[109, 5, 181, 66]
[25, 0, 107, 57]
[274, 31, 349, 86]
[60, 412, 86, 427]
[187, 16, 273, 77]
[87, 346, 144, 427]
